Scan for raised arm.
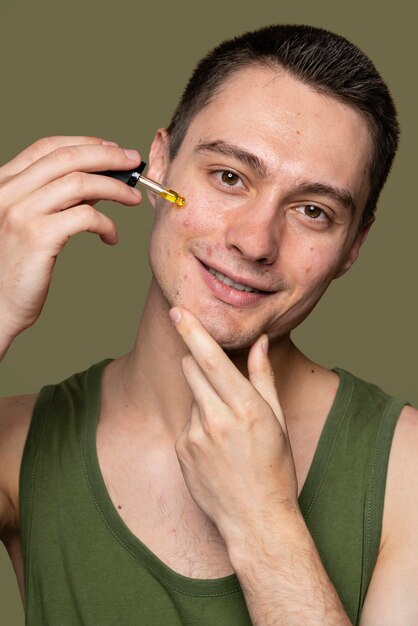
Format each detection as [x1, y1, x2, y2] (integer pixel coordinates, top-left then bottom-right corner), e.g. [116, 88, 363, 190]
[0, 135, 143, 538]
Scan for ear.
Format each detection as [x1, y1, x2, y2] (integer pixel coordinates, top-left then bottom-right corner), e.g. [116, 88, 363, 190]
[146, 128, 170, 208]
[334, 216, 375, 279]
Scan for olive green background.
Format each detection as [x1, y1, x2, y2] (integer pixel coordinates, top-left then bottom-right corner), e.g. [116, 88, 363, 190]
[0, 0, 416, 623]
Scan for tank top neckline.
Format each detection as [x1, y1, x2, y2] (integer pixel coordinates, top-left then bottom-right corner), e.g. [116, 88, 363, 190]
[80, 359, 353, 596]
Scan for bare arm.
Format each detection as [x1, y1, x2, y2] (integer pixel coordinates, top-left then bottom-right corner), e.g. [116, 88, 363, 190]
[359, 405, 418, 625]
[229, 511, 350, 625]
[0, 394, 37, 539]
[0, 135, 144, 534]
[214, 406, 418, 626]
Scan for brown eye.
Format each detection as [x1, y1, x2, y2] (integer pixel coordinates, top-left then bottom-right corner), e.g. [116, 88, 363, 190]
[221, 171, 240, 186]
[304, 205, 323, 219]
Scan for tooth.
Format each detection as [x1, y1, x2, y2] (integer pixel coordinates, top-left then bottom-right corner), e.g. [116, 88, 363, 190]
[206, 264, 259, 293]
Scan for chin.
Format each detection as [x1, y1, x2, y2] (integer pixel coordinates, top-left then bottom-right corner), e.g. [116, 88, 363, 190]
[193, 308, 264, 351]
[155, 278, 266, 350]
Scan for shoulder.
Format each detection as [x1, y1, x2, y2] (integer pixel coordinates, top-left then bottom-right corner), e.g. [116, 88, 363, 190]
[0, 393, 38, 536]
[360, 405, 418, 623]
[383, 403, 418, 542]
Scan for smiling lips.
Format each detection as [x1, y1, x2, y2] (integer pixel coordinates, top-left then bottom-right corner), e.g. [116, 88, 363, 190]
[198, 259, 274, 306]
[206, 265, 263, 293]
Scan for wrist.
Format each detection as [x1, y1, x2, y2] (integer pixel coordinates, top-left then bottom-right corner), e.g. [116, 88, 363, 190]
[225, 502, 307, 573]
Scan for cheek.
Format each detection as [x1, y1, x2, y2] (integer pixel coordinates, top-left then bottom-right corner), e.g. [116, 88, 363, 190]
[286, 240, 344, 289]
[149, 190, 221, 268]
[170, 188, 224, 234]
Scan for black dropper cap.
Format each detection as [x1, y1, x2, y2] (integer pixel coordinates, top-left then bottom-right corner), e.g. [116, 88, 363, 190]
[98, 160, 147, 187]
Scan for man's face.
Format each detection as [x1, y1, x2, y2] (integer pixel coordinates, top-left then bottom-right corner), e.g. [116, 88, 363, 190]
[147, 66, 372, 350]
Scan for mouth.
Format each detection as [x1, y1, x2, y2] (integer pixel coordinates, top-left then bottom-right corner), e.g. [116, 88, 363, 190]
[197, 258, 275, 306]
[204, 264, 263, 293]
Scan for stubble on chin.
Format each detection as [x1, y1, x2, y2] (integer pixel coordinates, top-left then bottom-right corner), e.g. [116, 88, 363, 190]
[152, 268, 265, 352]
[191, 306, 265, 352]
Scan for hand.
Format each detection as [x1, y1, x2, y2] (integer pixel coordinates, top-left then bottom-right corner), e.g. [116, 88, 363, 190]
[0, 136, 142, 354]
[170, 306, 298, 548]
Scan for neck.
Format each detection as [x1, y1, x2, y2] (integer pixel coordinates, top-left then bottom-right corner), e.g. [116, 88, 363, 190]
[106, 279, 312, 439]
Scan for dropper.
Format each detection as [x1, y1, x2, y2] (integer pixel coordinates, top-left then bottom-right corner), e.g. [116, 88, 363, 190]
[99, 161, 185, 207]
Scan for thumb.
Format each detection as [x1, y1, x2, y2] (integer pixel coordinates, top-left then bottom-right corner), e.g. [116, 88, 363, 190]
[248, 335, 284, 426]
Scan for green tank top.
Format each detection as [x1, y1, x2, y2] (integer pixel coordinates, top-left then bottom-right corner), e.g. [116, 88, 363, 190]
[19, 360, 405, 625]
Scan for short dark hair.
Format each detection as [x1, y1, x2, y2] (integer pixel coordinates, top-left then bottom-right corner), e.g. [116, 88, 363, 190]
[167, 24, 399, 227]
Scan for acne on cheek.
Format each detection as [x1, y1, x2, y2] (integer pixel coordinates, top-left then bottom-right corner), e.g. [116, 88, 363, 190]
[176, 193, 221, 232]
[305, 244, 344, 280]
[290, 244, 334, 283]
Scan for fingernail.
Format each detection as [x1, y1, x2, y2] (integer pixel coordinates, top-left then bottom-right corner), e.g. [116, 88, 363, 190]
[124, 149, 140, 160]
[102, 140, 119, 146]
[262, 335, 269, 353]
[131, 187, 141, 197]
[169, 308, 182, 324]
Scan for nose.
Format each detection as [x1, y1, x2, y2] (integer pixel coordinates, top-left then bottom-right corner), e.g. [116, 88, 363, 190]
[224, 201, 279, 264]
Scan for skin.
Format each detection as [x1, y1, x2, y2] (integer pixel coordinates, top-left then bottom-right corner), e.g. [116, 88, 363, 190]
[146, 67, 372, 351]
[0, 66, 418, 624]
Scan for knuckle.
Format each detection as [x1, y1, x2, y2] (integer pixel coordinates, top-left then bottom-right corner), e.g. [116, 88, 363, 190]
[200, 353, 217, 373]
[3, 204, 26, 231]
[102, 145, 117, 159]
[82, 204, 96, 221]
[33, 136, 60, 154]
[240, 402, 268, 431]
[72, 203, 96, 223]
[239, 398, 262, 421]
[3, 209, 42, 246]
[53, 146, 75, 165]
[33, 136, 79, 160]
[187, 427, 203, 448]
[64, 170, 87, 190]
[206, 419, 226, 440]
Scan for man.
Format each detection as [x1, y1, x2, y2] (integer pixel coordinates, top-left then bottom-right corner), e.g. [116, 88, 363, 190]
[0, 24, 416, 625]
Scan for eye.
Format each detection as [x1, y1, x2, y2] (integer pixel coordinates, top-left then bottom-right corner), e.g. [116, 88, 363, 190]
[295, 204, 329, 223]
[212, 169, 246, 190]
[221, 170, 240, 186]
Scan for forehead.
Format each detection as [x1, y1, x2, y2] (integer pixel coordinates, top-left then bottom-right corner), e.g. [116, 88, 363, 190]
[179, 66, 372, 210]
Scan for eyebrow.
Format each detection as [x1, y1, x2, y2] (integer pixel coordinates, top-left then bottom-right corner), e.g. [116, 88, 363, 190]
[195, 140, 268, 178]
[195, 140, 357, 214]
[292, 182, 357, 215]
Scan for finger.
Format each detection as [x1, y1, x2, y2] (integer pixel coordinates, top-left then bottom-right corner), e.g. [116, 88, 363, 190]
[0, 136, 115, 179]
[49, 203, 119, 245]
[189, 401, 204, 430]
[18, 171, 142, 216]
[2, 144, 141, 202]
[181, 354, 226, 418]
[247, 335, 286, 429]
[169, 306, 251, 409]
[176, 401, 201, 452]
